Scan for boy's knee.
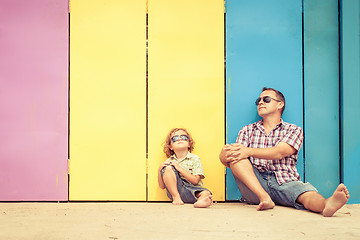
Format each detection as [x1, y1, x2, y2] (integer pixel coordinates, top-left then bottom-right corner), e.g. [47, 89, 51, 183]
[162, 165, 176, 174]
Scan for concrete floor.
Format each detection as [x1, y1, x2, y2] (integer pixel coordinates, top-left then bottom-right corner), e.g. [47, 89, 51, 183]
[1, 202, 359, 240]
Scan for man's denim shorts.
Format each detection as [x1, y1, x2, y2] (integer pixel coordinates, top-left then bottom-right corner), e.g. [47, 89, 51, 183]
[161, 165, 210, 203]
[232, 167, 317, 210]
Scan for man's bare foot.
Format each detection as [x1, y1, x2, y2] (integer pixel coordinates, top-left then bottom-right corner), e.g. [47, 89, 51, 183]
[323, 183, 350, 217]
[172, 196, 184, 205]
[257, 198, 275, 211]
[194, 195, 213, 208]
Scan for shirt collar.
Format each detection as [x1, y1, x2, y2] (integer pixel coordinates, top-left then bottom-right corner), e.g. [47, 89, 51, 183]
[255, 119, 283, 133]
[170, 152, 191, 162]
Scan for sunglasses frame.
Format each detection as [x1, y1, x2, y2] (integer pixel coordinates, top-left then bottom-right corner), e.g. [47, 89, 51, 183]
[170, 134, 190, 143]
[255, 96, 281, 105]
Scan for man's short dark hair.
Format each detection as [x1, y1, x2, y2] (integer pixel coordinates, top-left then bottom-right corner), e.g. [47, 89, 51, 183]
[262, 87, 286, 115]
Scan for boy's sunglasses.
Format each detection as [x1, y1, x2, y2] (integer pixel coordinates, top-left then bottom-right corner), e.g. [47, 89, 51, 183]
[171, 135, 190, 142]
[255, 96, 281, 105]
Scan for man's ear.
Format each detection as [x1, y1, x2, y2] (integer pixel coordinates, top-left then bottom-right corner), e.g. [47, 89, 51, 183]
[278, 102, 285, 111]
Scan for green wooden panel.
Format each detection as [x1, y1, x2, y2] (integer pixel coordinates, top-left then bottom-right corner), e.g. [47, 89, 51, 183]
[304, 0, 340, 198]
[340, 0, 360, 204]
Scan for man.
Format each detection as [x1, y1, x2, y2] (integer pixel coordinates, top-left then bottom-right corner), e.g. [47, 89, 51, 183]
[219, 87, 349, 216]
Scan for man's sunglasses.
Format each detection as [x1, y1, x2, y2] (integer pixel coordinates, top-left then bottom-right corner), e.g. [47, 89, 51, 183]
[255, 96, 281, 105]
[171, 135, 190, 142]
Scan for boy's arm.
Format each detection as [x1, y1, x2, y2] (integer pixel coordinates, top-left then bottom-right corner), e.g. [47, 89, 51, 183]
[170, 161, 201, 185]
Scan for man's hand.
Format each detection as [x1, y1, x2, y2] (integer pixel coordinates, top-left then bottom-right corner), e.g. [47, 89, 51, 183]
[225, 143, 250, 163]
[220, 144, 250, 167]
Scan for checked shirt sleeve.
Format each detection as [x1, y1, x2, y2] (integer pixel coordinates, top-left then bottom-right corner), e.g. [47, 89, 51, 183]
[236, 125, 251, 146]
[280, 124, 303, 152]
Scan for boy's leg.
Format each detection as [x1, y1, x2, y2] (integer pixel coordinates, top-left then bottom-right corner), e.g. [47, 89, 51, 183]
[297, 183, 350, 217]
[230, 160, 274, 210]
[194, 190, 213, 208]
[161, 165, 184, 205]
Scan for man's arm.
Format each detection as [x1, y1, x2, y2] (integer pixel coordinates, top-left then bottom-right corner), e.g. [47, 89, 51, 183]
[249, 142, 296, 160]
[226, 142, 296, 162]
[219, 144, 250, 167]
[219, 146, 229, 167]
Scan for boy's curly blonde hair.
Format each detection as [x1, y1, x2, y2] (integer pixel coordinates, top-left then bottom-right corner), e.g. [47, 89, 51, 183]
[163, 128, 195, 158]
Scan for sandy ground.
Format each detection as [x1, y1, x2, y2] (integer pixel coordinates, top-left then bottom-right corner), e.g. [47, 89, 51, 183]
[0, 202, 359, 240]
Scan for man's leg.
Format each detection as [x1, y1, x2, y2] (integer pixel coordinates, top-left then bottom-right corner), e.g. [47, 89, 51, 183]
[230, 160, 274, 210]
[296, 183, 350, 217]
[162, 166, 184, 205]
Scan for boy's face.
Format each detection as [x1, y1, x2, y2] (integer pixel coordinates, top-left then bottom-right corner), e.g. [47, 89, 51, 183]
[170, 130, 190, 152]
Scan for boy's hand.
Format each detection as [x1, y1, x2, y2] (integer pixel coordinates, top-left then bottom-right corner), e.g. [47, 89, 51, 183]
[169, 161, 181, 170]
[158, 161, 170, 171]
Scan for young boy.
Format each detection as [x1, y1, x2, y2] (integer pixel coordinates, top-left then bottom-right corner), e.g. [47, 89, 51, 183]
[158, 128, 213, 208]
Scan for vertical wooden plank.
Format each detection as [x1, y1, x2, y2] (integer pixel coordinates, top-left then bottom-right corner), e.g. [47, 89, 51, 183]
[303, 0, 340, 198]
[0, 0, 68, 200]
[341, 0, 360, 204]
[226, 0, 303, 200]
[148, 0, 225, 201]
[69, 0, 146, 200]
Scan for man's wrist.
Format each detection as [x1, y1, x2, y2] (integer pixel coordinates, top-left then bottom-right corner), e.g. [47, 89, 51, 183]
[247, 147, 253, 158]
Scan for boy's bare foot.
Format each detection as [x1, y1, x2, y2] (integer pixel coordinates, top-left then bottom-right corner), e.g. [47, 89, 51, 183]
[194, 195, 213, 208]
[257, 198, 275, 211]
[323, 183, 350, 217]
[172, 196, 184, 205]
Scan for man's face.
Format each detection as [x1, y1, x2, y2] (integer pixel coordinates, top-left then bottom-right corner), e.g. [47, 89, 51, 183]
[257, 90, 283, 117]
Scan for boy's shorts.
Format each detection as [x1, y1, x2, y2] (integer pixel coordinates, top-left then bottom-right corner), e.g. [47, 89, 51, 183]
[232, 167, 318, 210]
[161, 166, 211, 203]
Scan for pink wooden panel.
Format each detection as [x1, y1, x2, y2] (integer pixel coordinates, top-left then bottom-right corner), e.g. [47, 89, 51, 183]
[0, 0, 68, 200]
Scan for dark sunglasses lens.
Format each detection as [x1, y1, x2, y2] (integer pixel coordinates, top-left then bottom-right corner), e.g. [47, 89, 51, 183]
[263, 96, 271, 103]
[256, 96, 272, 105]
[171, 135, 189, 142]
[180, 135, 189, 141]
[171, 136, 179, 142]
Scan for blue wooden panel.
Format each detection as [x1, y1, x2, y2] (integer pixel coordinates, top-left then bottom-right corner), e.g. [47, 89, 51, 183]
[226, 0, 303, 200]
[303, 0, 340, 199]
[341, 0, 360, 204]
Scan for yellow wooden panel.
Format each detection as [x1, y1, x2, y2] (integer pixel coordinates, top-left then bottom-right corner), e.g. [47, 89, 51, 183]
[69, 0, 146, 200]
[148, 0, 225, 201]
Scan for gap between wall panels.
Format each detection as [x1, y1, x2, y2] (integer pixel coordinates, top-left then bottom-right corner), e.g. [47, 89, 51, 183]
[338, 0, 343, 184]
[301, 0, 306, 183]
[146, 5, 149, 201]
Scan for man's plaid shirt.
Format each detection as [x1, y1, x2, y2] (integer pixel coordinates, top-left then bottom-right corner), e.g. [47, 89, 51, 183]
[236, 119, 303, 185]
